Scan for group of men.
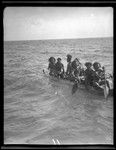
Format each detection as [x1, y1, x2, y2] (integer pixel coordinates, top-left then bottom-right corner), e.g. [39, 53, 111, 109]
[47, 54, 112, 90]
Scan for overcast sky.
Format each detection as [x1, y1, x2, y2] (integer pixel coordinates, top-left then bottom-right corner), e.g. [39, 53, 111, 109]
[4, 7, 113, 41]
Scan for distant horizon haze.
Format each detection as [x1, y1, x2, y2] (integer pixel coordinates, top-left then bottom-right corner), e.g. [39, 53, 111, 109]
[4, 36, 113, 42]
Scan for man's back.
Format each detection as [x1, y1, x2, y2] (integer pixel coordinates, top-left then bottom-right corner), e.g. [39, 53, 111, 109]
[55, 62, 64, 72]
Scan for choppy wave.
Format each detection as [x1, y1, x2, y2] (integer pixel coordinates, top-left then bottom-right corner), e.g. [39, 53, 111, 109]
[4, 37, 113, 144]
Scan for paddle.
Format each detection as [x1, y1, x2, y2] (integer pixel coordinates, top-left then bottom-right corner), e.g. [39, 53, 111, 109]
[102, 66, 109, 100]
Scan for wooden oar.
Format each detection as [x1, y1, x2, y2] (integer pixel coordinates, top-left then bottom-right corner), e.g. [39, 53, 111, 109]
[102, 67, 109, 100]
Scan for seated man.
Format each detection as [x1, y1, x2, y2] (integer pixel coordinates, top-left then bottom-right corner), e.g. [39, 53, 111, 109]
[71, 58, 82, 81]
[84, 62, 94, 89]
[66, 54, 72, 76]
[48, 57, 56, 76]
[65, 54, 73, 80]
[92, 62, 105, 89]
[55, 58, 65, 79]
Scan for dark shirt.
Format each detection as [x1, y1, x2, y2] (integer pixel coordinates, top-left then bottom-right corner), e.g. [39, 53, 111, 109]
[55, 62, 64, 73]
[84, 68, 94, 83]
[66, 62, 72, 75]
[48, 63, 56, 70]
[48, 63, 56, 76]
[85, 68, 93, 77]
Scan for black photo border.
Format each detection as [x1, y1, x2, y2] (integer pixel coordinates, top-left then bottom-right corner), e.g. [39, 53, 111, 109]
[1, 0, 116, 149]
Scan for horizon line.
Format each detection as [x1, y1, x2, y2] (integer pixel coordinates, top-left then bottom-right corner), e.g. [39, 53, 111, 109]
[4, 36, 113, 42]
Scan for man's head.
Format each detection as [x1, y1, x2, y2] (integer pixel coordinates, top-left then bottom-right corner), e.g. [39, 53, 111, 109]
[57, 58, 61, 62]
[49, 57, 56, 64]
[93, 62, 101, 71]
[66, 54, 72, 62]
[85, 62, 92, 69]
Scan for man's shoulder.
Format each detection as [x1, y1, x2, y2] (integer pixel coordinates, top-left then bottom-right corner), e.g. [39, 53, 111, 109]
[55, 62, 59, 66]
[99, 68, 104, 72]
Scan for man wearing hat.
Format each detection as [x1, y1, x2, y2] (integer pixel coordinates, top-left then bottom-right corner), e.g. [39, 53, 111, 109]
[66, 54, 73, 78]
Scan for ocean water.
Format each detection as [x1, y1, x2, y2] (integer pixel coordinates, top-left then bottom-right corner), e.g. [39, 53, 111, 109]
[4, 37, 113, 144]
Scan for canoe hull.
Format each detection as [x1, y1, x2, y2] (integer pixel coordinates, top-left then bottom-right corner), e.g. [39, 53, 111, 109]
[43, 70, 113, 97]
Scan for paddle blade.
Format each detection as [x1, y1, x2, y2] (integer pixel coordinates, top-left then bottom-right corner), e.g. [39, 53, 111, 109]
[72, 82, 78, 94]
[104, 84, 109, 99]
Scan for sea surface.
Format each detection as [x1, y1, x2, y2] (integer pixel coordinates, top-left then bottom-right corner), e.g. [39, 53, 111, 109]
[4, 37, 113, 144]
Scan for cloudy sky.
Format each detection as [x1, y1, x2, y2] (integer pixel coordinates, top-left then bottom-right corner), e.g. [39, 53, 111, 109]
[4, 7, 113, 41]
